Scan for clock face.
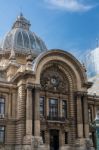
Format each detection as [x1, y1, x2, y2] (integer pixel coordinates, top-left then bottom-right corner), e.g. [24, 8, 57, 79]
[51, 77, 59, 86]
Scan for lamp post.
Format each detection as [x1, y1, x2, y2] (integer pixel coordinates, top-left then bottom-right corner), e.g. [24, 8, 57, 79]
[91, 111, 99, 150]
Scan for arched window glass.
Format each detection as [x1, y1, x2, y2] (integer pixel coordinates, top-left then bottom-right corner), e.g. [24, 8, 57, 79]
[17, 32, 23, 47]
[23, 31, 29, 48]
[29, 34, 36, 49]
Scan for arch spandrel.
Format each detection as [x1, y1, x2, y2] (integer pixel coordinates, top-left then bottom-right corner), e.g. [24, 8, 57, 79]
[33, 49, 87, 91]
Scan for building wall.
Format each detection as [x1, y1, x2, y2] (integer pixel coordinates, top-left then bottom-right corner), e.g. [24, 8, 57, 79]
[0, 50, 95, 150]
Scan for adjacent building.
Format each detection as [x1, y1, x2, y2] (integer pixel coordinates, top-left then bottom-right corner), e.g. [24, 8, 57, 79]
[0, 14, 98, 150]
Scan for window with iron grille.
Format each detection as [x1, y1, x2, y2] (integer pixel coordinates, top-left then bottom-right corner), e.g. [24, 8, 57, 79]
[0, 126, 5, 143]
[49, 99, 58, 118]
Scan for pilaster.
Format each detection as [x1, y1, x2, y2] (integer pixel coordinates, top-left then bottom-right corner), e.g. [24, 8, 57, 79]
[16, 81, 26, 145]
[76, 92, 83, 138]
[26, 84, 33, 135]
[34, 85, 41, 136]
[68, 90, 76, 145]
[83, 93, 89, 138]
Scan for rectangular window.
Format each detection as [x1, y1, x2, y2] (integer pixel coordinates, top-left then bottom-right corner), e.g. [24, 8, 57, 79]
[40, 97, 44, 116]
[65, 132, 68, 144]
[0, 126, 5, 143]
[62, 100, 67, 118]
[49, 99, 58, 118]
[0, 98, 5, 118]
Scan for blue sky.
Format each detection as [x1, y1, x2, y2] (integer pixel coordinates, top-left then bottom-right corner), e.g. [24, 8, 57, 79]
[0, 0, 99, 60]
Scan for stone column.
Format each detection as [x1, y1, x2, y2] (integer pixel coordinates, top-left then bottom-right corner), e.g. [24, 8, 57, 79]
[16, 81, 26, 149]
[34, 85, 40, 136]
[26, 84, 33, 135]
[69, 90, 76, 145]
[76, 93, 83, 138]
[83, 93, 89, 138]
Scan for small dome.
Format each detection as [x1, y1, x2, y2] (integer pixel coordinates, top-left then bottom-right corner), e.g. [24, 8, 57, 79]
[1, 13, 47, 55]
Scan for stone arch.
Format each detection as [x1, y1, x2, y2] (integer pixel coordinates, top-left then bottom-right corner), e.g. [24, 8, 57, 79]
[33, 49, 87, 91]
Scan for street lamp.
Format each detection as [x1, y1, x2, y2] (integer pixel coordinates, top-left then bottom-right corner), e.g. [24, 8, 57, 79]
[91, 110, 99, 150]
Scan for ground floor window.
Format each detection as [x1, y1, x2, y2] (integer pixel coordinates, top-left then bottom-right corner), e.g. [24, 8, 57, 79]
[0, 126, 5, 143]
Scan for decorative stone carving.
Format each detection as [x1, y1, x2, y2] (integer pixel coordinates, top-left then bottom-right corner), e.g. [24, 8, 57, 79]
[32, 136, 43, 148]
[40, 65, 68, 94]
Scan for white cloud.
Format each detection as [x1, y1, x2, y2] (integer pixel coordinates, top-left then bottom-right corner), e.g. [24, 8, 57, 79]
[44, 0, 93, 12]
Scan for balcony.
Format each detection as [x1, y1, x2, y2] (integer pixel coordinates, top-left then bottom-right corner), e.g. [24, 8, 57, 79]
[47, 116, 66, 122]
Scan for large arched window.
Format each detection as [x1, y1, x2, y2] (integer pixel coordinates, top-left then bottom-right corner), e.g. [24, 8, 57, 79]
[40, 64, 69, 121]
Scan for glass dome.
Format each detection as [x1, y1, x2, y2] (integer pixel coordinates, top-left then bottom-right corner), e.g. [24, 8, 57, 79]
[1, 13, 47, 55]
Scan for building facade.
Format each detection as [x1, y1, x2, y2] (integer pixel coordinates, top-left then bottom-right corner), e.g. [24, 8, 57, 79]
[0, 14, 98, 150]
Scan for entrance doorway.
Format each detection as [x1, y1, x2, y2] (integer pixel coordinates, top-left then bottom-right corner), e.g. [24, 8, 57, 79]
[50, 129, 59, 150]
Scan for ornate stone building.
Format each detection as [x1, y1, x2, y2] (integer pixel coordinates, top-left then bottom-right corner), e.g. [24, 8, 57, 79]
[0, 14, 97, 150]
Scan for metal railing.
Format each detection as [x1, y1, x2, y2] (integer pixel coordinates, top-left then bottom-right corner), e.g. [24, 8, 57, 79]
[47, 116, 66, 122]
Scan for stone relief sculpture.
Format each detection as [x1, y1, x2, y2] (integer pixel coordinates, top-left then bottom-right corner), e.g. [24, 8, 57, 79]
[40, 65, 68, 94]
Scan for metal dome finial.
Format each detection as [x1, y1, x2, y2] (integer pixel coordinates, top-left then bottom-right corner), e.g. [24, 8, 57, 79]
[20, 12, 23, 17]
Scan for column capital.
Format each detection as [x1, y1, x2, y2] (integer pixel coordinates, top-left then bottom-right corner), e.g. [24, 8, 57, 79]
[34, 84, 41, 90]
[26, 83, 34, 90]
[83, 92, 88, 97]
[75, 91, 87, 97]
[26, 83, 41, 90]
